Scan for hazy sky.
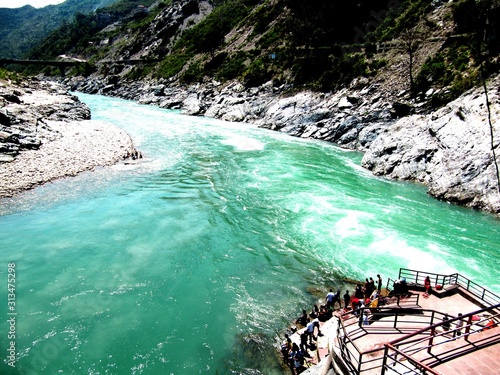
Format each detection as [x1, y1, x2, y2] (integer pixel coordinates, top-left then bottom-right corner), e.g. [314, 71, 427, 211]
[0, 0, 65, 8]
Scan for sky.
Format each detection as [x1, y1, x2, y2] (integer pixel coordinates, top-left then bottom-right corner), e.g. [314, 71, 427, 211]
[0, 0, 65, 8]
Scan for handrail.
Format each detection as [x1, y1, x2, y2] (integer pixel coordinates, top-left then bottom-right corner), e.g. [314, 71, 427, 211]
[337, 307, 443, 374]
[382, 343, 442, 375]
[336, 302, 500, 374]
[390, 303, 500, 346]
[383, 306, 500, 374]
[336, 271, 500, 374]
[398, 268, 500, 307]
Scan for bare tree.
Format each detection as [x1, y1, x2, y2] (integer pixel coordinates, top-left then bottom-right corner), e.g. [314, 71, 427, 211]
[399, 26, 425, 94]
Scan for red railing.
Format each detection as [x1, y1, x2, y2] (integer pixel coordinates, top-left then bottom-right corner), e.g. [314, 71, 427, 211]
[333, 268, 500, 375]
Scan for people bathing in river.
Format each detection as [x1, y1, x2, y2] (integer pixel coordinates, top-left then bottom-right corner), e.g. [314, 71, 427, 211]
[125, 147, 143, 160]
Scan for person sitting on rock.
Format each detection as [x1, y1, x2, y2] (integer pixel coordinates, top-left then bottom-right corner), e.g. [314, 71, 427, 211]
[318, 305, 332, 322]
[295, 309, 308, 327]
[309, 304, 319, 319]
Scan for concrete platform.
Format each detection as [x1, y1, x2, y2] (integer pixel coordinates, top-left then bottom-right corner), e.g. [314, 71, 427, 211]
[331, 288, 499, 374]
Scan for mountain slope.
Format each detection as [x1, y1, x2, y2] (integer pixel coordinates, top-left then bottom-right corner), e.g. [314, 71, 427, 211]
[4, 0, 500, 213]
[0, 0, 118, 59]
[26, 0, 499, 105]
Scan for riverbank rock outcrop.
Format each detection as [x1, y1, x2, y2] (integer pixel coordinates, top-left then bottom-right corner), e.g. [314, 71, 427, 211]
[0, 77, 135, 197]
[362, 76, 500, 213]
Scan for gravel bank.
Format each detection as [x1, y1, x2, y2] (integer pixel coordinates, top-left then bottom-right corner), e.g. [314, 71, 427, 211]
[0, 119, 133, 197]
[0, 78, 135, 198]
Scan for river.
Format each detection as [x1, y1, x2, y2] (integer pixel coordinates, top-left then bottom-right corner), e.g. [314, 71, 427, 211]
[1, 93, 499, 374]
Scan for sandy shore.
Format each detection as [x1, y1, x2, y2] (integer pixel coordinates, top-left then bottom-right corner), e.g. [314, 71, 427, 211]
[0, 119, 134, 198]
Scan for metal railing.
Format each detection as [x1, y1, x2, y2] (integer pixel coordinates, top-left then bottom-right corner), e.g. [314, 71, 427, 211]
[335, 282, 500, 374]
[382, 343, 441, 375]
[381, 305, 500, 374]
[337, 307, 449, 374]
[398, 268, 500, 307]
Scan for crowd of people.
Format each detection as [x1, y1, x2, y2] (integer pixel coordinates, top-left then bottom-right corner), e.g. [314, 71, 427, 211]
[281, 272, 499, 373]
[349, 274, 383, 314]
[280, 274, 384, 373]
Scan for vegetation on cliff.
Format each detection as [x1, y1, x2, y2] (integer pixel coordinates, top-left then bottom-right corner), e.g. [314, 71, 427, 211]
[18, 0, 499, 108]
[3, 0, 500, 213]
[0, 1, 483, 111]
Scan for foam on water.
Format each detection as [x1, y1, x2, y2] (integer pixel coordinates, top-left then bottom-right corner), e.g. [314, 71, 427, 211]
[220, 135, 265, 151]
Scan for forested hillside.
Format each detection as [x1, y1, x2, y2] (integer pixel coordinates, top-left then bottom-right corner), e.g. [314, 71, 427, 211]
[23, 0, 500, 106]
[3, 0, 500, 213]
[0, 0, 118, 59]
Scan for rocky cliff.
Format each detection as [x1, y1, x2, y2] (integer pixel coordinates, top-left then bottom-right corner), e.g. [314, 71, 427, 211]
[363, 75, 500, 213]
[63, 70, 500, 214]
[29, 0, 498, 215]
[0, 77, 91, 163]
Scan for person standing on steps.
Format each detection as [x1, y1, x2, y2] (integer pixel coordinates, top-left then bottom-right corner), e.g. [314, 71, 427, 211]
[424, 276, 432, 295]
[343, 290, 351, 310]
[442, 315, 451, 332]
[455, 313, 464, 337]
[369, 277, 375, 294]
[326, 289, 336, 309]
[364, 278, 371, 298]
[377, 274, 382, 294]
[355, 283, 363, 299]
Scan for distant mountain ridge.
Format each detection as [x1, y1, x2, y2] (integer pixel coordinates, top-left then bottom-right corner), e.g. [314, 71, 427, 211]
[0, 0, 118, 59]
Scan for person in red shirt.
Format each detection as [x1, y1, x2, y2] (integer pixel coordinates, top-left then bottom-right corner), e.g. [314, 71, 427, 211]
[424, 276, 432, 294]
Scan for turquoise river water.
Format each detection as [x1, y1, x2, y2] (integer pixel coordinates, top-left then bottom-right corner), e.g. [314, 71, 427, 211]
[1, 93, 499, 374]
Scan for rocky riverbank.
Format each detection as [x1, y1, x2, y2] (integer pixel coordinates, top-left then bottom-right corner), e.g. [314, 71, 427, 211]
[63, 73, 500, 214]
[0, 77, 135, 197]
[362, 76, 500, 213]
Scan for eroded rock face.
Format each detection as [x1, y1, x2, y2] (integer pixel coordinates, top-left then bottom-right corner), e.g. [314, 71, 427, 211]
[67, 76, 399, 151]
[362, 77, 500, 213]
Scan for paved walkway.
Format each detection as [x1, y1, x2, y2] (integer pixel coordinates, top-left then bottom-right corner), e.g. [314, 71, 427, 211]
[421, 327, 500, 375]
[337, 288, 500, 375]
